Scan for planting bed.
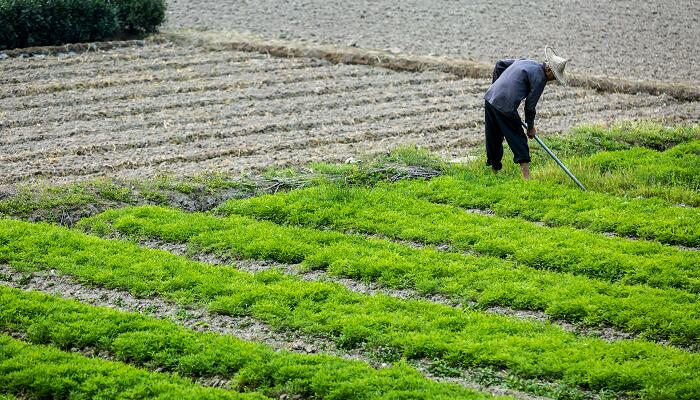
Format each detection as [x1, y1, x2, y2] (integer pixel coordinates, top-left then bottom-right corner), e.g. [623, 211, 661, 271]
[1, 40, 699, 187]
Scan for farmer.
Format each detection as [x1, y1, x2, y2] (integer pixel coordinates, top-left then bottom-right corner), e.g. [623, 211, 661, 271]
[483, 46, 568, 179]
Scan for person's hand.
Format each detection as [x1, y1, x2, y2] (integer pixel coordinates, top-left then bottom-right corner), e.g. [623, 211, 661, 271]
[527, 126, 536, 139]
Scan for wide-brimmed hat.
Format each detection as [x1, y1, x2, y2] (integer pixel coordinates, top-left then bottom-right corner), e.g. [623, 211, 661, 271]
[544, 46, 569, 85]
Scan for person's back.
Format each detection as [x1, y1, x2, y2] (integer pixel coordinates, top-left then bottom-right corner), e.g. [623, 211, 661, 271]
[484, 58, 547, 123]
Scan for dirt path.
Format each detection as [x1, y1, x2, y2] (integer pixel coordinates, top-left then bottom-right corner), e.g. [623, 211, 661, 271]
[1, 40, 698, 186]
[163, 0, 700, 85]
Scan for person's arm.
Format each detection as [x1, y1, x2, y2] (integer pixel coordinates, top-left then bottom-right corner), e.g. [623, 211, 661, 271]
[524, 78, 546, 135]
[491, 59, 516, 83]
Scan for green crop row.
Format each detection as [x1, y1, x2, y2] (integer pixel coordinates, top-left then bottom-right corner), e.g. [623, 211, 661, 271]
[385, 172, 699, 247]
[0, 286, 491, 400]
[541, 122, 700, 157]
[219, 183, 700, 293]
[470, 122, 700, 204]
[78, 205, 700, 344]
[0, 334, 264, 400]
[2, 218, 699, 398]
[533, 140, 700, 206]
[0, 146, 444, 226]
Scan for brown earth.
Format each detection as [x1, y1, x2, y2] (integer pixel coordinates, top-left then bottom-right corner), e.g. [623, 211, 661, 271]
[163, 0, 700, 85]
[1, 40, 698, 186]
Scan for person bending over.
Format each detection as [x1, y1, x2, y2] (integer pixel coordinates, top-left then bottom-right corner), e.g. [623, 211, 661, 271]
[483, 46, 568, 179]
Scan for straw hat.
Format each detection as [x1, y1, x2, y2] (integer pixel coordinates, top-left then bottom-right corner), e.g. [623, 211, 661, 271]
[544, 46, 569, 85]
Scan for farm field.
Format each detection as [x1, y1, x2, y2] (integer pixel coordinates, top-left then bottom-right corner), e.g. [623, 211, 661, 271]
[1, 11, 700, 399]
[1, 120, 700, 398]
[1, 37, 699, 187]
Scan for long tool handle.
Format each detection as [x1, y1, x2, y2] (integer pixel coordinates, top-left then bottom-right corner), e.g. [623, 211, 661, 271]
[521, 123, 586, 191]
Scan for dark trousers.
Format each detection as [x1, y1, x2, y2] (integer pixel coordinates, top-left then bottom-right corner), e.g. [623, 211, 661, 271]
[484, 100, 530, 171]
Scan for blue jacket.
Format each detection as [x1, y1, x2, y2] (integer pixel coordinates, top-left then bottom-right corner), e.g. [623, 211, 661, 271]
[484, 59, 547, 129]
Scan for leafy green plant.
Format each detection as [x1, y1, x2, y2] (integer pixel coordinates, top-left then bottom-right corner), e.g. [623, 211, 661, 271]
[78, 205, 700, 344]
[3, 218, 699, 399]
[0, 287, 491, 400]
[0, 334, 264, 399]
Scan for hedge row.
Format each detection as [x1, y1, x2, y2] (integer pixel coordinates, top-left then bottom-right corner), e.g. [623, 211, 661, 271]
[0, 0, 165, 50]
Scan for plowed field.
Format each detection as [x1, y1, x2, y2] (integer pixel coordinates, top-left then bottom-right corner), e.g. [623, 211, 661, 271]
[1, 41, 698, 186]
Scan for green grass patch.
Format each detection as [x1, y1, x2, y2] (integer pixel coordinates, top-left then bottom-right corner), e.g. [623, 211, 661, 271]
[458, 122, 700, 203]
[543, 122, 700, 157]
[533, 140, 700, 205]
[0, 174, 249, 225]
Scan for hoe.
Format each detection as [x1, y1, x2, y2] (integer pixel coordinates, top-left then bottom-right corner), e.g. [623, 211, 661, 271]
[521, 122, 586, 191]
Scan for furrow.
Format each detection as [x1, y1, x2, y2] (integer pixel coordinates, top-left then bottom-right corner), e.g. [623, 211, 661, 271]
[1, 117, 481, 184]
[0, 88, 481, 162]
[0, 43, 194, 72]
[3, 71, 467, 132]
[0, 50, 281, 84]
[28, 139, 393, 184]
[0, 107, 480, 182]
[0, 59, 331, 111]
[2, 63, 355, 125]
[0, 60, 370, 100]
[538, 92, 678, 119]
[0, 72, 452, 144]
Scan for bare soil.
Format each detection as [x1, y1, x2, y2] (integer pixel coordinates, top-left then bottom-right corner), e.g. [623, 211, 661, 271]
[1, 40, 698, 187]
[163, 0, 700, 85]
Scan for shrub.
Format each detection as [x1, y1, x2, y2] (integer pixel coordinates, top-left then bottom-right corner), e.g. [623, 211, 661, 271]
[0, 0, 166, 50]
[114, 0, 166, 34]
[0, 0, 119, 49]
